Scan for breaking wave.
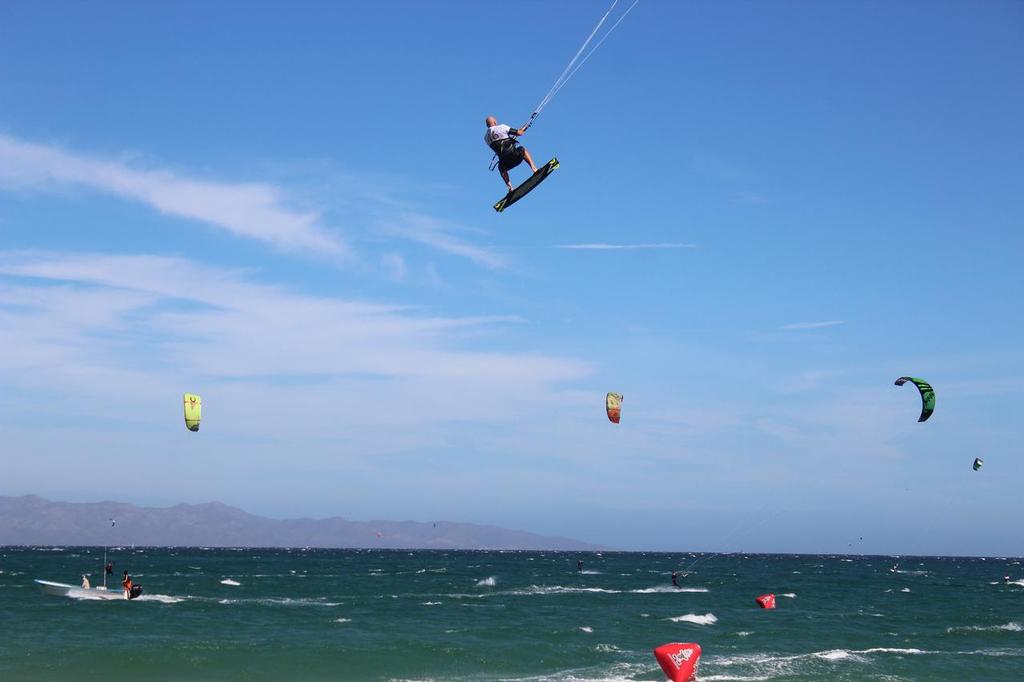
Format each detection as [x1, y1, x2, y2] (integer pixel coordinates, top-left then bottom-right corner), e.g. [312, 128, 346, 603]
[668, 613, 718, 625]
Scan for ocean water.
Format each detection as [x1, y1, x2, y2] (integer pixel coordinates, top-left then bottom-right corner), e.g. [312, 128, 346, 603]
[2, 548, 1023, 681]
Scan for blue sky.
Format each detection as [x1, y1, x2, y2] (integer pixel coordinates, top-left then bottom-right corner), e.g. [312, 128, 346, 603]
[1, 0, 1022, 554]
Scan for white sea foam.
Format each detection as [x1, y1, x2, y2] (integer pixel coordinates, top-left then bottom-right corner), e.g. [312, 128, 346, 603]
[860, 648, 926, 654]
[814, 650, 854, 660]
[900, 587, 911, 593]
[333, 618, 351, 623]
[518, 585, 619, 595]
[736, 631, 753, 637]
[421, 601, 442, 606]
[711, 646, 930, 670]
[580, 570, 602, 575]
[135, 594, 184, 604]
[948, 622, 1023, 633]
[220, 579, 240, 586]
[214, 596, 339, 607]
[780, 593, 796, 598]
[448, 583, 707, 599]
[579, 626, 593, 633]
[668, 612, 718, 625]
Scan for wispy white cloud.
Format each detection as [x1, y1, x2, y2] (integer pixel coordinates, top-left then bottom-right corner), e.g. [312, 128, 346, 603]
[381, 213, 507, 270]
[781, 320, 845, 330]
[554, 243, 696, 250]
[0, 133, 346, 257]
[380, 252, 407, 282]
[0, 251, 586, 431]
[0, 133, 515, 271]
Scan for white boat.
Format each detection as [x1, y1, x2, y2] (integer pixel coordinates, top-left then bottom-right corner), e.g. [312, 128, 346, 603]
[35, 520, 142, 600]
[35, 579, 129, 600]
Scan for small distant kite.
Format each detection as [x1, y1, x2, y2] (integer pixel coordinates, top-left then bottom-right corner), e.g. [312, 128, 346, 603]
[894, 377, 935, 422]
[606, 392, 623, 424]
[183, 393, 202, 432]
[973, 457, 983, 471]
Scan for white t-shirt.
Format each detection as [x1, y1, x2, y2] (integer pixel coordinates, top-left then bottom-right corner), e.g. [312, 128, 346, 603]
[484, 124, 513, 147]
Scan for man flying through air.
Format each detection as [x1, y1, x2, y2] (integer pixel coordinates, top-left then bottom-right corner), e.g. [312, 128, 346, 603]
[484, 116, 539, 193]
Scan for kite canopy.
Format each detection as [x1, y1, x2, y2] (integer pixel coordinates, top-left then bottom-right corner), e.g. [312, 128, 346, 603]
[183, 393, 201, 432]
[894, 377, 935, 422]
[653, 642, 702, 682]
[756, 593, 776, 609]
[973, 457, 983, 471]
[606, 392, 623, 424]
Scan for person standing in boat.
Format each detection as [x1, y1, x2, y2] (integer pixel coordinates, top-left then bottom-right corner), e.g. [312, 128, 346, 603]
[122, 571, 133, 598]
[81, 574, 90, 589]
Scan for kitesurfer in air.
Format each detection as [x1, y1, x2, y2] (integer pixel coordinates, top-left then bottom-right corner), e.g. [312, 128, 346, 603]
[577, 559, 584, 573]
[484, 116, 539, 193]
[671, 571, 680, 588]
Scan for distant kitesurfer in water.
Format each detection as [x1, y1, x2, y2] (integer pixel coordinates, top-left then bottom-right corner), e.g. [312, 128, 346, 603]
[484, 116, 539, 193]
[122, 571, 133, 597]
[577, 559, 584, 573]
[81, 574, 90, 589]
[106, 562, 114, 575]
[1005, 575, 1012, 584]
[671, 571, 680, 588]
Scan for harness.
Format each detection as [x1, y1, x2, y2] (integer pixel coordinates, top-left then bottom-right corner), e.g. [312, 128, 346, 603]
[488, 136, 523, 171]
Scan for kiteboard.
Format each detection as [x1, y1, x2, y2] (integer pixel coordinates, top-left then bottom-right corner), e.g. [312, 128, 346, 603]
[493, 158, 559, 212]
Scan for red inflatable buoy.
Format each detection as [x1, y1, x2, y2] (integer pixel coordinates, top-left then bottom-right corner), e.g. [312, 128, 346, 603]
[653, 642, 701, 682]
[756, 593, 776, 609]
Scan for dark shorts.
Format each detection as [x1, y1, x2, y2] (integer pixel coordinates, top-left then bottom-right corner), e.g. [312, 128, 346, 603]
[497, 144, 525, 173]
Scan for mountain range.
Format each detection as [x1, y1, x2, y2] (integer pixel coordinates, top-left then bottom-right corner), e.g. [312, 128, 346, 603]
[0, 495, 601, 550]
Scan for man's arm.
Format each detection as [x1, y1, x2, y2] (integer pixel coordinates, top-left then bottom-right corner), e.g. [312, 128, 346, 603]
[511, 127, 527, 137]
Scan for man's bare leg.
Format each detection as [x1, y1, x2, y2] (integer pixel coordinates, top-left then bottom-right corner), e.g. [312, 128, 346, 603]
[500, 170, 513, 192]
[521, 148, 539, 173]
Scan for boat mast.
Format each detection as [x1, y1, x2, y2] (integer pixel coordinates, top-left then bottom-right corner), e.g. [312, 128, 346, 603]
[103, 517, 115, 589]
